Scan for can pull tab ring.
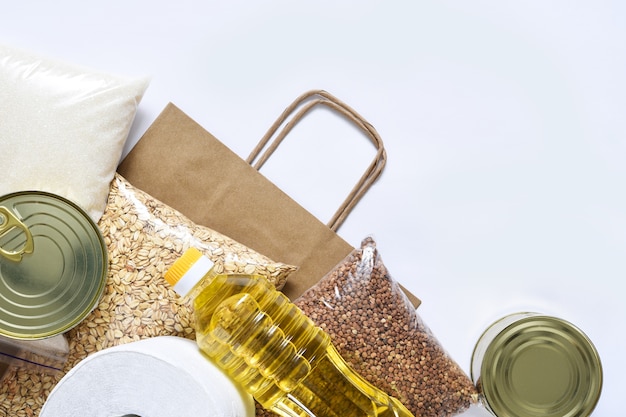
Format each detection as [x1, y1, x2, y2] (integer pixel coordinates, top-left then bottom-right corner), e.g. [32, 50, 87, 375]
[0, 206, 34, 262]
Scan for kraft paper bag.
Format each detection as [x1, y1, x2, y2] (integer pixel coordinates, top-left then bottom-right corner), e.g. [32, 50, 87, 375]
[118, 90, 420, 308]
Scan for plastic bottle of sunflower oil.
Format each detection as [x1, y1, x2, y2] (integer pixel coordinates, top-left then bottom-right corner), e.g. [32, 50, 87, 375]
[165, 247, 414, 417]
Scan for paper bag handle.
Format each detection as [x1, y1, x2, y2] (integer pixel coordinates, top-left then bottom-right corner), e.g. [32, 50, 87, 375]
[246, 90, 387, 232]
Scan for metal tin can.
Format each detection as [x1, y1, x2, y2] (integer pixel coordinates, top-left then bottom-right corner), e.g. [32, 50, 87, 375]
[471, 312, 602, 417]
[0, 191, 107, 340]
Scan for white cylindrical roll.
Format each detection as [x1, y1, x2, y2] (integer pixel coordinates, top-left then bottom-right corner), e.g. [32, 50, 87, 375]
[40, 336, 254, 417]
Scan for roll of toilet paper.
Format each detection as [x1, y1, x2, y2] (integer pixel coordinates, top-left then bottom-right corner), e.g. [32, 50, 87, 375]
[40, 336, 254, 417]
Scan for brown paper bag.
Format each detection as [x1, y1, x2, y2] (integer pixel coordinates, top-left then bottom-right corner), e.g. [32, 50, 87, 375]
[118, 90, 420, 308]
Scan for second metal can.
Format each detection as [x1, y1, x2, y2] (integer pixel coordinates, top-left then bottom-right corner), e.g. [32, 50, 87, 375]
[470, 312, 602, 417]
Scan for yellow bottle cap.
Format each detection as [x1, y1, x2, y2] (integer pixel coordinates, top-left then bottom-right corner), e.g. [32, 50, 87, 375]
[165, 248, 214, 296]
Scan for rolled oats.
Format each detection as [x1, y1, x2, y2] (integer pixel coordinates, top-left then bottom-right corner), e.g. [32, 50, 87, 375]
[0, 173, 296, 416]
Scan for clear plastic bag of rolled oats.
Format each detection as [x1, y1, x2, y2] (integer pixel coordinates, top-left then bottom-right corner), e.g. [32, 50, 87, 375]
[274, 237, 477, 417]
[66, 173, 296, 359]
[0, 173, 297, 417]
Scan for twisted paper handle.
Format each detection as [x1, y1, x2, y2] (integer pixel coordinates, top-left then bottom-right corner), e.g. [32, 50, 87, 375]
[247, 90, 386, 232]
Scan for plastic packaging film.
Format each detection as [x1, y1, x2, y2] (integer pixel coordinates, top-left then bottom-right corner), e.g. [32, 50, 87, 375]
[0, 335, 69, 380]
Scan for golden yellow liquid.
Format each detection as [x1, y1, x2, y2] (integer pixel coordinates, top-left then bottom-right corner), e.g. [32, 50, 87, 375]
[191, 274, 414, 417]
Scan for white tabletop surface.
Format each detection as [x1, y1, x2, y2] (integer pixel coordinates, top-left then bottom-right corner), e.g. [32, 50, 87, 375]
[1, 1, 621, 415]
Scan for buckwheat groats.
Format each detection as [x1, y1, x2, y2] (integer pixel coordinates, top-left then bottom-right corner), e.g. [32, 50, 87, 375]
[257, 237, 478, 417]
[0, 173, 297, 416]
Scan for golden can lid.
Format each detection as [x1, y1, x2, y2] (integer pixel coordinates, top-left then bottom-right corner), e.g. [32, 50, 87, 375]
[477, 315, 602, 417]
[0, 191, 107, 340]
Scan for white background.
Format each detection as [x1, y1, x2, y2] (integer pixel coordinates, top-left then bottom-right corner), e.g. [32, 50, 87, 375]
[1, 1, 622, 415]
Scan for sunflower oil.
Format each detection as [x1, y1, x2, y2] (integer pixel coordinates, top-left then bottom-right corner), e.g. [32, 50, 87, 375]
[165, 247, 414, 417]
